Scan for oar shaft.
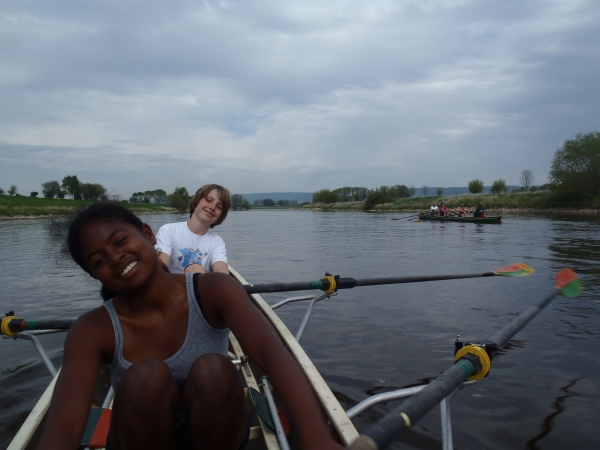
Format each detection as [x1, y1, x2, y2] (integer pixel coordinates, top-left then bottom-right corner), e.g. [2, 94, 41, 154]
[351, 287, 561, 450]
[355, 273, 494, 287]
[243, 272, 495, 294]
[487, 289, 559, 349]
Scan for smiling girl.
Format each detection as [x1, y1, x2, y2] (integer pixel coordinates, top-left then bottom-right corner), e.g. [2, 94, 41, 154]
[156, 184, 231, 275]
[36, 203, 342, 450]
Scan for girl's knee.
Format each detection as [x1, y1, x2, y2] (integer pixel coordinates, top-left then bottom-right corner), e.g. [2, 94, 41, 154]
[186, 353, 242, 404]
[117, 359, 178, 405]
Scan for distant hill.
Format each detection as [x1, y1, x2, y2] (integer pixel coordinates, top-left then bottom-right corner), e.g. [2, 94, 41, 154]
[241, 192, 313, 203]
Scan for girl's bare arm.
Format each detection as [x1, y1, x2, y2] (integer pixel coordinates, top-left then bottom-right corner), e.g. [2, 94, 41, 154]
[200, 273, 344, 450]
[35, 308, 113, 450]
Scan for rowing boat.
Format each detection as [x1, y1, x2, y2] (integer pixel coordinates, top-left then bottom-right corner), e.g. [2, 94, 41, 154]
[5, 266, 358, 450]
[4, 263, 562, 450]
[417, 214, 502, 224]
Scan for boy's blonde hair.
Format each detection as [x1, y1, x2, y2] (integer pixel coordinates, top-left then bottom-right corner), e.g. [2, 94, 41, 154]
[189, 184, 231, 227]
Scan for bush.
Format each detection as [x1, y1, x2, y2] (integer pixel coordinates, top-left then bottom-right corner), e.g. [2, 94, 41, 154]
[263, 198, 275, 206]
[436, 188, 442, 196]
[363, 188, 395, 211]
[468, 179, 484, 194]
[8, 185, 17, 196]
[42, 181, 62, 198]
[490, 179, 507, 194]
[168, 193, 188, 212]
[30, 191, 38, 198]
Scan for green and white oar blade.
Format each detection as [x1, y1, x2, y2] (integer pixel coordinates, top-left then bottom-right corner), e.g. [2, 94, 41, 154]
[555, 268, 583, 298]
[493, 263, 535, 277]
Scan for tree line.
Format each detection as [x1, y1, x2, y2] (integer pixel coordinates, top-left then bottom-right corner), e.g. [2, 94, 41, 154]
[39, 176, 109, 201]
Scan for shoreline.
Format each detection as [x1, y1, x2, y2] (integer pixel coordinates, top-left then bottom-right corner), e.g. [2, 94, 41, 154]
[303, 207, 600, 215]
[2, 207, 599, 220]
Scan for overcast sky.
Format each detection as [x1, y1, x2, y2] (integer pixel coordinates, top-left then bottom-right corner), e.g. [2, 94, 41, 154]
[1, 0, 599, 198]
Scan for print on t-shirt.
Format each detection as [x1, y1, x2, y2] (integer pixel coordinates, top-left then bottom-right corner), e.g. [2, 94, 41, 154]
[178, 248, 208, 268]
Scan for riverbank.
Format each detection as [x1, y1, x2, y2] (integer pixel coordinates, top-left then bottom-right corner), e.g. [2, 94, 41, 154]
[0, 196, 174, 219]
[301, 191, 600, 214]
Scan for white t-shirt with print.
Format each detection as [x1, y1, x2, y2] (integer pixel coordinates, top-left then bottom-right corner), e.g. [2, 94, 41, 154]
[155, 222, 227, 274]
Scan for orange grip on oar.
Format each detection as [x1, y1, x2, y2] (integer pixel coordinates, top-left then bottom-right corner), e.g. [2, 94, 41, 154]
[493, 263, 535, 277]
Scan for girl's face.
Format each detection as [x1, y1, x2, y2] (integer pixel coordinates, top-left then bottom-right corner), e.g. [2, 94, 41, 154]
[193, 189, 223, 226]
[79, 219, 158, 293]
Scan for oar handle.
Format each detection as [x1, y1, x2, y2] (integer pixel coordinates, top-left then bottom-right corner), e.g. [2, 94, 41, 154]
[1, 318, 74, 336]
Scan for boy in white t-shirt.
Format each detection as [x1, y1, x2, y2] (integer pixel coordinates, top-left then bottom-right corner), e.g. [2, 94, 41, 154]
[155, 184, 231, 274]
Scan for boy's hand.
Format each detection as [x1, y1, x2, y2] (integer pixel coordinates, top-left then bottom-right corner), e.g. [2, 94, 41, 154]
[184, 263, 207, 274]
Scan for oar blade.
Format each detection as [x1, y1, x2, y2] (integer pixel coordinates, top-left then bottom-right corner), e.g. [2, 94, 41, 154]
[493, 263, 535, 277]
[555, 268, 582, 298]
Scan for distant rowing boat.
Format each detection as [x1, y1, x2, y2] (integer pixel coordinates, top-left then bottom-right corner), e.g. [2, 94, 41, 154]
[417, 214, 502, 224]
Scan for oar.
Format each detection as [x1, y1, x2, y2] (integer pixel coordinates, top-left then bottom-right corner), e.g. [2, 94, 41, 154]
[348, 268, 582, 450]
[405, 214, 421, 221]
[0, 263, 535, 334]
[243, 263, 535, 294]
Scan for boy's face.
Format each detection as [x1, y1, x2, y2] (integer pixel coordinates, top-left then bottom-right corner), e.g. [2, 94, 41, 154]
[193, 188, 223, 226]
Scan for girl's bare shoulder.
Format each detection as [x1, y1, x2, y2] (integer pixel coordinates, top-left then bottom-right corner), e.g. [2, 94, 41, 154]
[67, 304, 115, 360]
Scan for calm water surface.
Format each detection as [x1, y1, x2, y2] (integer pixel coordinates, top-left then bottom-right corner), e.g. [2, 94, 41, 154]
[0, 211, 599, 449]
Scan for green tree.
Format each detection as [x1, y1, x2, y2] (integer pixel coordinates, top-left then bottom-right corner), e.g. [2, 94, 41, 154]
[394, 185, 412, 198]
[468, 179, 484, 194]
[30, 191, 38, 198]
[242, 198, 250, 209]
[41, 181, 62, 198]
[80, 183, 107, 201]
[61, 175, 81, 200]
[168, 193, 187, 212]
[490, 179, 507, 194]
[263, 198, 275, 206]
[8, 185, 17, 196]
[129, 192, 146, 203]
[436, 188, 442, 196]
[173, 187, 191, 202]
[312, 189, 340, 204]
[364, 189, 394, 211]
[253, 199, 262, 206]
[0, 187, 4, 195]
[549, 132, 600, 198]
[231, 194, 245, 210]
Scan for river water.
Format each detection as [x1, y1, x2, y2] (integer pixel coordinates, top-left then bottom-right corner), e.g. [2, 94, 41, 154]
[0, 210, 598, 449]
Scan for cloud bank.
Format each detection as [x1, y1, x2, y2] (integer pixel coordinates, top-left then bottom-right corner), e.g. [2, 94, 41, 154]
[1, 0, 599, 197]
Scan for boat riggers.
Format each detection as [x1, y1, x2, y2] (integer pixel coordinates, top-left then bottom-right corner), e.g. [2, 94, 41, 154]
[243, 263, 535, 295]
[348, 268, 582, 450]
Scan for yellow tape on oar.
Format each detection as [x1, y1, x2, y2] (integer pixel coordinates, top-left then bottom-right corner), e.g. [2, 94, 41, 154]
[321, 275, 337, 294]
[493, 263, 535, 277]
[1, 315, 18, 337]
[454, 345, 491, 381]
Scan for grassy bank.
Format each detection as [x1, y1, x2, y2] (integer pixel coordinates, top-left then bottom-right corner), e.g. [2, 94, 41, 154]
[0, 195, 174, 219]
[303, 191, 600, 213]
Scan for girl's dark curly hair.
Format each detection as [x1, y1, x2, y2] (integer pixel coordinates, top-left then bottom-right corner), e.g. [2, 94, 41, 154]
[68, 203, 144, 275]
